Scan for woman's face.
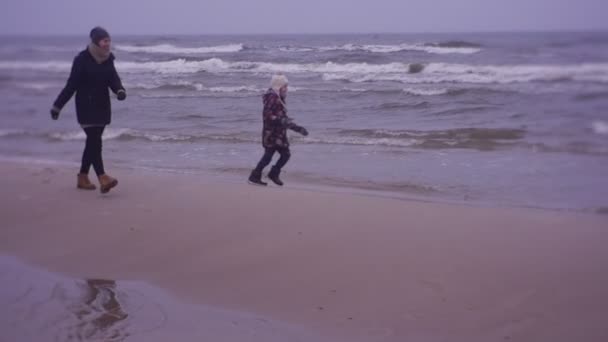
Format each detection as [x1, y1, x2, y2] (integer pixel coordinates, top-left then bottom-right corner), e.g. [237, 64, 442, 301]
[279, 85, 288, 98]
[98, 38, 111, 52]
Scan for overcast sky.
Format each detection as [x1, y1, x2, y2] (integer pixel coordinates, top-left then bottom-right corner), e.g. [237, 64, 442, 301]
[1, 0, 606, 35]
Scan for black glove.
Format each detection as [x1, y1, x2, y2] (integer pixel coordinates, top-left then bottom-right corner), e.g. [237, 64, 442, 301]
[299, 127, 309, 136]
[50, 107, 60, 120]
[117, 89, 127, 101]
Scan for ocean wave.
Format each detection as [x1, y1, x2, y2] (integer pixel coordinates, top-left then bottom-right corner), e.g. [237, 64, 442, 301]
[15, 82, 59, 91]
[129, 80, 264, 93]
[9, 126, 607, 155]
[301, 134, 511, 150]
[317, 42, 481, 54]
[319, 128, 606, 155]
[528, 141, 608, 156]
[4, 59, 607, 84]
[322, 62, 608, 84]
[208, 85, 264, 93]
[328, 127, 526, 150]
[0, 45, 80, 54]
[115, 43, 244, 54]
[42, 126, 526, 150]
[433, 41, 482, 48]
[0, 129, 27, 138]
[338, 127, 525, 140]
[173, 114, 217, 121]
[574, 91, 608, 101]
[47, 128, 256, 144]
[111, 58, 416, 76]
[0, 61, 72, 72]
[371, 101, 430, 110]
[430, 106, 495, 116]
[300, 135, 416, 148]
[0, 59, 421, 76]
[422, 63, 608, 83]
[402, 87, 449, 96]
[129, 80, 205, 91]
[278, 47, 315, 53]
[32, 46, 82, 53]
[48, 128, 133, 141]
[139, 93, 207, 99]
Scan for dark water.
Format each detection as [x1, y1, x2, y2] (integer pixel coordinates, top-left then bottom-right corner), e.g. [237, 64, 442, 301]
[0, 32, 607, 211]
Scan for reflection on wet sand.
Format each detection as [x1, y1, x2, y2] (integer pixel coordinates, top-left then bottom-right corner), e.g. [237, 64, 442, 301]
[69, 279, 130, 341]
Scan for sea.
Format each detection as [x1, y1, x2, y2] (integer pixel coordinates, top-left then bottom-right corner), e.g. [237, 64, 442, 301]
[1, 32, 607, 212]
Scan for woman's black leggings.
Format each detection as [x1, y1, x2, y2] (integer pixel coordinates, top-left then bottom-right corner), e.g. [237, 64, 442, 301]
[79, 126, 106, 176]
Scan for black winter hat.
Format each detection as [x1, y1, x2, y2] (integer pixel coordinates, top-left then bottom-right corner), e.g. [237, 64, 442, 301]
[90, 27, 110, 44]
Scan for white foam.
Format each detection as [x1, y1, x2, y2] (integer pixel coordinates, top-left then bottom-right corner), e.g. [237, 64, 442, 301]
[3, 58, 608, 85]
[16, 82, 58, 90]
[303, 135, 418, 147]
[129, 80, 263, 93]
[323, 62, 608, 84]
[340, 87, 368, 92]
[50, 128, 132, 141]
[115, 43, 244, 54]
[133, 132, 192, 142]
[592, 121, 608, 135]
[226, 59, 408, 75]
[104, 128, 135, 140]
[402, 87, 449, 96]
[423, 63, 608, 83]
[0, 61, 71, 71]
[128, 82, 165, 90]
[35, 46, 81, 53]
[319, 43, 481, 54]
[49, 131, 86, 141]
[116, 59, 409, 75]
[208, 86, 263, 93]
[130, 80, 206, 91]
[0, 129, 26, 137]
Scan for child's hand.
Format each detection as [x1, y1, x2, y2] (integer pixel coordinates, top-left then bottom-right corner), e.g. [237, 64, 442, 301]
[50, 107, 60, 120]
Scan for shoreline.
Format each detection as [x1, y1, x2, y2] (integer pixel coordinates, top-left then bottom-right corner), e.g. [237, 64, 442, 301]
[2, 160, 607, 341]
[1, 154, 605, 216]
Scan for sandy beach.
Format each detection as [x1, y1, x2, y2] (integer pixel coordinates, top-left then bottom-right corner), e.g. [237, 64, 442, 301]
[1, 160, 607, 342]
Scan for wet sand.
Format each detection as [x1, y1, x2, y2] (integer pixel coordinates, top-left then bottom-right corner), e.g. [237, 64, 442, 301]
[1, 161, 607, 342]
[0, 256, 330, 342]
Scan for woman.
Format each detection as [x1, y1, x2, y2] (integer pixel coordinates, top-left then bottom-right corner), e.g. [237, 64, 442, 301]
[248, 74, 308, 186]
[50, 27, 126, 193]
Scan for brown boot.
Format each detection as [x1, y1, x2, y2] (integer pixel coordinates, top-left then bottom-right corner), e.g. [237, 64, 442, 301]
[98, 174, 118, 194]
[77, 173, 96, 190]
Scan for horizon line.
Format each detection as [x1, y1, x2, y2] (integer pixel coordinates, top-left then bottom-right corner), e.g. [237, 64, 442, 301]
[1, 28, 607, 37]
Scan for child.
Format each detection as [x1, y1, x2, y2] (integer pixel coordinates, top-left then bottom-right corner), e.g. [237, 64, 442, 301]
[248, 74, 308, 186]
